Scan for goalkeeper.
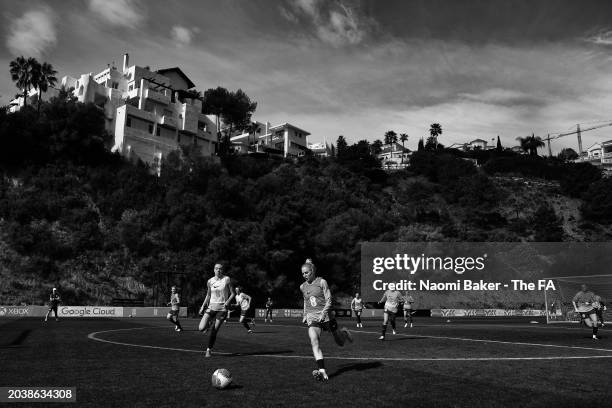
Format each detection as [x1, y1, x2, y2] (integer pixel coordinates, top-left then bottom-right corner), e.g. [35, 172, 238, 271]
[572, 284, 600, 340]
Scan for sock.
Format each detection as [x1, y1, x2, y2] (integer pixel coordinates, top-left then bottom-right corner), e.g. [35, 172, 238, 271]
[381, 323, 387, 336]
[242, 320, 251, 330]
[390, 318, 396, 331]
[175, 318, 183, 331]
[208, 327, 218, 349]
[316, 359, 325, 370]
[593, 327, 599, 336]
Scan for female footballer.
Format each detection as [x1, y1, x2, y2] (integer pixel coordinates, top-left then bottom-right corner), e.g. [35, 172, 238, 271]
[378, 289, 404, 340]
[301, 259, 352, 381]
[198, 263, 236, 357]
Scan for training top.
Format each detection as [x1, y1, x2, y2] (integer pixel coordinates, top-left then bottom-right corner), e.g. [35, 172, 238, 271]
[380, 290, 403, 314]
[351, 297, 364, 311]
[170, 293, 180, 311]
[49, 293, 60, 307]
[301, 277, 332, 318]
[266, 300, 273, 309]
[403, 295, 415, 310]
[235, 293, 251, 311]
[573, 290, 595, 307]
[208, 276, 231, 311]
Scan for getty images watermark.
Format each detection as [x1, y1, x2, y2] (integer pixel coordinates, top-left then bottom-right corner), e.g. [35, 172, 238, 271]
[359, 242, 612, 301]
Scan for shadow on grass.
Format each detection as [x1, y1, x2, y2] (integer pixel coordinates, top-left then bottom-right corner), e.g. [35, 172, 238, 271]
[225, 349, 295, 357]
[0, 329, 31, 348]
[329, 362, 383, 378]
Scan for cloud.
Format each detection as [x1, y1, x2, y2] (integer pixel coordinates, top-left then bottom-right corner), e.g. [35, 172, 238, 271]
[458, 89, 547, 108]
[281, 0, 372, 46]
[89, 0, 144, 28]
[586, 30, 612, 46]
[6, 8, 57, 57]
[170, 26, 199, 46]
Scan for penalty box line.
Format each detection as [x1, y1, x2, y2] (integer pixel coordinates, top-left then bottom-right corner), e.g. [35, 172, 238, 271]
[86, 324, 612, 361]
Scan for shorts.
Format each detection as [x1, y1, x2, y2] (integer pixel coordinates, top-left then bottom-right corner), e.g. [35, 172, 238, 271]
[168, 309, 179, 317]
[353, 309, 362, 315]
[48, 305, 58, 312]
[384, 309, 397, 317]
[205, 309, 228, 320]
[580, 309, 596, 319]
[309, 318, 338, 332]
[240, 308, 254, 318]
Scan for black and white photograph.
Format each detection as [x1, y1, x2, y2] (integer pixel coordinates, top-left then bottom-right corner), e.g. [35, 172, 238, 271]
[1, 1, 612, 407]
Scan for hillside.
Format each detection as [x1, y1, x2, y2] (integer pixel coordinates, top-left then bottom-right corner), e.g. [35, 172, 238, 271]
[2, 97, 612, 309]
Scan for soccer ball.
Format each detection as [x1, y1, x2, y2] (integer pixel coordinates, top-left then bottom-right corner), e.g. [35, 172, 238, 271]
[211, 368, 232, 389]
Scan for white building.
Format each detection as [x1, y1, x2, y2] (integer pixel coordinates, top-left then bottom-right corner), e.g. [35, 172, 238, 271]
[9, 54, 218, 174]
[577, 141, 612, 171]
[230, 121, 310, 158]
[308, 142, 333, 158]
[377, 142, 411, 169]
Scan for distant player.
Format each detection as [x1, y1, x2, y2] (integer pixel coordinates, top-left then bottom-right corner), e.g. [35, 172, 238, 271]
[235, 286, 255, 333]
[44, 288, 61, 322]
[351, 293, 364, 328]
[166, 286, 183, 332]
[403, 292, 415, 328]
[198, 263, 236, 357]
[265, 297, 274, 322]
[300, 259, 352, 382]
[593, 295, 606, 327]
[572, 284, 600, 339]
[378, 289, 403, 340]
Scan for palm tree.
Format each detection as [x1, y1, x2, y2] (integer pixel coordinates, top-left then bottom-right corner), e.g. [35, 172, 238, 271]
[516, 133, 545, 156]
[429, 123, 442, 144]
[399, 133, 408, 163]
[248, 121, 261, 151]
[34, 62, 57, 113]
[384, 130, 398, 145]
[9, 56, 38, 108]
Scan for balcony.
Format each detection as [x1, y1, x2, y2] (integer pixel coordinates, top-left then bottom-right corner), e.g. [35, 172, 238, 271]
[125, 88, 139, 100]
[145, 88, 170, 105]
[159, 115, 176, 128]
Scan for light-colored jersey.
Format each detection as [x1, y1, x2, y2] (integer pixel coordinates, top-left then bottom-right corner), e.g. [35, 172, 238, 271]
[351, 297, 364, 311]
[301, 277, 331, 323]
[235, 293, 251, 311]
[381, 290, 403, 313]
[170, 293, 180, 311]
[403, 295, 414, 310]
[208, 276, 231, 311]
[573, 290, 595, 307]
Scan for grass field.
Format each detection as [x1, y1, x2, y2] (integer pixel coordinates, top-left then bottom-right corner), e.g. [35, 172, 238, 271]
[1, 316, 611, 407]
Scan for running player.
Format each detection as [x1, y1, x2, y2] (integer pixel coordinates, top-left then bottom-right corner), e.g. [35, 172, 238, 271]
[350, 293, 364, 328]
[378, 289, 403, 340]
[265, 297, 273, 322]
[403, 291, 415, 328]
[44, 288, 61, 322]
[235, 286, 255, 333]
[166, 286, 183, 332]
[198, 263, 236, 357]
[572, 284, 600, 339]
[301, 259, 352, 382]
[593, 295, 606, 327]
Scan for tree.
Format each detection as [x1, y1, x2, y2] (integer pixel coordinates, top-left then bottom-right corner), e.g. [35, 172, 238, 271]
[336, 135, 348, 158]
[399, 133, 409, 163]
[371, 139, 383, 155]
[9, 56, 38, 108]
[417, 138, 424, 151]
[33, 62, 58, 114]
[246, 121, 261, 151]
[201, 87, 257, 156]
[429, 123, 442, 144]
[558, 147, 578, 162]
[496, 135, 502, 152]
[516, 134, 545, 156]
[384, 130, 397, 145]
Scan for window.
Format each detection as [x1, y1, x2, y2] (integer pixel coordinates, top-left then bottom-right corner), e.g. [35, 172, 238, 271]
[148, 123, 154, 134]
[126, 117, 132, 127]
[128, 84, 133, 91]
[112, 82, 119, 89]
[156, 127, 160, 136]
[198, 121, 207, 131]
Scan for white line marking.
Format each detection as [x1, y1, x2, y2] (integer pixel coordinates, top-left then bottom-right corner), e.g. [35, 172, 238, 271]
[87, 324, 612, 361]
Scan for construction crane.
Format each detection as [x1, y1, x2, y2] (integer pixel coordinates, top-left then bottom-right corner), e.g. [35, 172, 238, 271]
[544, 121, 612, 157]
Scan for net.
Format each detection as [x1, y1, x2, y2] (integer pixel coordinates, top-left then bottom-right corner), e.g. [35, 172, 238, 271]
[545, 274, 612, 323]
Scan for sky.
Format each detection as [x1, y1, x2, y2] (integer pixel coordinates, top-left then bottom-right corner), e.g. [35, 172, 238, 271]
[3, 0, 612, 153]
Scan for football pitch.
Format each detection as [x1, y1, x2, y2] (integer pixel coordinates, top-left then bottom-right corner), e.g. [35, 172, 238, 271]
[1, 316, 611, 408]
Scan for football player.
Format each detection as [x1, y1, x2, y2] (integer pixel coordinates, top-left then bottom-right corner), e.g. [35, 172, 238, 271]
[166, 286, 183, 332]
[378, 289, 404, 340]
[572, 284, 600, 339]
[350, 293, 364, 328]
[235, 286, 255, 333]
[44, 288, 61, 322]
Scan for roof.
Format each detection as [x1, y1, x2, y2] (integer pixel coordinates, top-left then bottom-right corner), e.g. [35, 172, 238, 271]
[469, 139, 488, 144]
[269, 123, 311, 136]
[155, 67, 196, 89]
